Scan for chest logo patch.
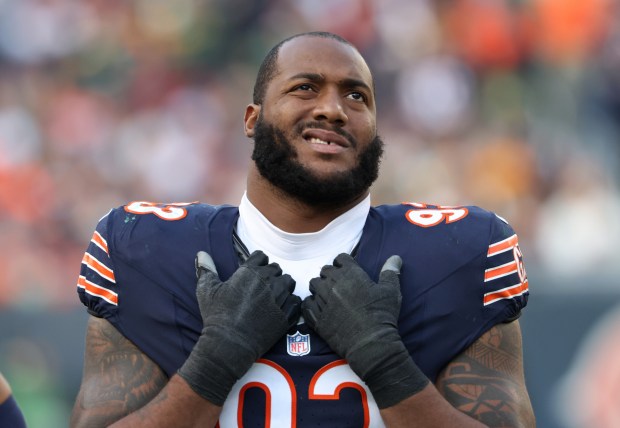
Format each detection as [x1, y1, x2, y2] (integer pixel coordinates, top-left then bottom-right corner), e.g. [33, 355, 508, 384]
[286, 331, 311, 357]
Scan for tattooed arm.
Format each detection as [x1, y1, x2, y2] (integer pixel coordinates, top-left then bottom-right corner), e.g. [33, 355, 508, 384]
[436, 320, 535, 427]
[70, 316, 222, 428]
[379, 321, 535, 428]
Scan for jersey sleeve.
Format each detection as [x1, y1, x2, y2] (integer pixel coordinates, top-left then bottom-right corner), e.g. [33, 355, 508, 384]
[0, 396, 26, 428]
[73, 202, 233, 377]
[482, 214, 529, 321]
[76, 209, 119, 321]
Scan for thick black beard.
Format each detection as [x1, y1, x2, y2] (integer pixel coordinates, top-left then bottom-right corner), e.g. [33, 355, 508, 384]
[251, 118, 384, 207]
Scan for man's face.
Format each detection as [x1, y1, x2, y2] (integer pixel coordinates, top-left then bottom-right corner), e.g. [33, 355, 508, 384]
[248, 36, 382, 206]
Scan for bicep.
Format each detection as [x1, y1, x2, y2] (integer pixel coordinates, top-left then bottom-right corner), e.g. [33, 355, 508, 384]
[435, 320, 536, 427]
[71, 316, 168, 428]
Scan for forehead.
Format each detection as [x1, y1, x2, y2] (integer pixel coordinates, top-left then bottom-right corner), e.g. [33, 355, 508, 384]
[275, 36, 373, 88]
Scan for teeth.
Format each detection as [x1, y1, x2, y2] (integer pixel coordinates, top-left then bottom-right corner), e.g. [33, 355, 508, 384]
[309, 137, 330, 145]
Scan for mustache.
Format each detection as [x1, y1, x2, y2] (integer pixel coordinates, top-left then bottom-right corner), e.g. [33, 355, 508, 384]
[293, 121, 358, 149]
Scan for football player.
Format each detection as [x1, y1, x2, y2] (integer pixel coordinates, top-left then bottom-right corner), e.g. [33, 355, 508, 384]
[0, 372, 26, 428]
[71, 32, 535, 427]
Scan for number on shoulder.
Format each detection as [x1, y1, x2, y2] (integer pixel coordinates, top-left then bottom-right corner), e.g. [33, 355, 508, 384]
[124, 201, 197, 221]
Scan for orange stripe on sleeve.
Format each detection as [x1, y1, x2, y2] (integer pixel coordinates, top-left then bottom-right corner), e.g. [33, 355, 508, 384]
[77, 276, 118, 305]
[91, 231, 109, 254]
[82, 253, 116, 283]
[483, 280, 529, 306]
[488, 234, 518, 256]
[485, 261, 518, 281]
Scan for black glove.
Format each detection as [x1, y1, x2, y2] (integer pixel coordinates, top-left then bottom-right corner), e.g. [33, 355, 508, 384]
[178, 250, 301, 405]
[302, 253, 429, 409]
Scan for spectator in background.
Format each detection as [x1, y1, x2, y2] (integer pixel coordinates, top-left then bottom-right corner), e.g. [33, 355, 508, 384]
[555, 303, 620, 428]
[535, 153, 620, 280]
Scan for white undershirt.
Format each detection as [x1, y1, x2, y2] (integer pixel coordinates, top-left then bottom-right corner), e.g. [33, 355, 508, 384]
[236, 192, 370, 299]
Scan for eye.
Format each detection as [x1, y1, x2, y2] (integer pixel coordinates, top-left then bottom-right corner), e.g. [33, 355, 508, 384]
[293, 84, 314, 92]
[347, 91, 366, 102]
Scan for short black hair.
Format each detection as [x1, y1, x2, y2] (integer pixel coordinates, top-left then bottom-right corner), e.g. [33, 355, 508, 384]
[252, 32, 358, 105]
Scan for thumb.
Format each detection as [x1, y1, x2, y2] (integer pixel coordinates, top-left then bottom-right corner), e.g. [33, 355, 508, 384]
[379, 255, 402, 285]
[196, 251, 219, 279]
[380, 255, 402, 274]
[194, 252, 221, 307]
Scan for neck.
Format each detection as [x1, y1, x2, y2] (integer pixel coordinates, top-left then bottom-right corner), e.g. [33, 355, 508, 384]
[246, 165, 369, 233]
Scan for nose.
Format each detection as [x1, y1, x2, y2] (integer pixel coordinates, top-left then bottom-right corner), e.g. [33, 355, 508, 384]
[312, 89, 348, 126]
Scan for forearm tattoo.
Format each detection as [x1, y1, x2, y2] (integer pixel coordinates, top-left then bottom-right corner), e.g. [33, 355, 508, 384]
[73, 317, 167, 426]
[436, 321, 534, 427]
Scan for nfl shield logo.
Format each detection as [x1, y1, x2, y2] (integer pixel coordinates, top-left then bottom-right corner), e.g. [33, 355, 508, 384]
[286, 331, 311, 356]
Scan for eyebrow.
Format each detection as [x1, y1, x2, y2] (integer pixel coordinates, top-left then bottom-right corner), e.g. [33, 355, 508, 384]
[289, 72, 373, 93]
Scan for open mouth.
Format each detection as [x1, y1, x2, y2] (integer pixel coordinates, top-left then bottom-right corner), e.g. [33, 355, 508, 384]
[301, 129, 349, 148]
[307, 137, 334, 145]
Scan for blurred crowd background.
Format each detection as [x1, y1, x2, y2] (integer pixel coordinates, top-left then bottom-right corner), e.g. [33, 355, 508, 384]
[0, 0, 619, 427]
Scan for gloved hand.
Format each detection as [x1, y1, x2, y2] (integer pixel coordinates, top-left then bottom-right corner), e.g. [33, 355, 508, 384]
[178, 250, 301, 405]
[302, 253, 429, 409]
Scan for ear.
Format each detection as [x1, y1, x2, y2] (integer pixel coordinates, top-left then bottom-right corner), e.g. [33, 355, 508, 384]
[244, 104, 260, 138]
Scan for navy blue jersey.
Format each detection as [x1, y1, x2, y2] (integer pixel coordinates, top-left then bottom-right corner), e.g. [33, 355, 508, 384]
[0, 395, 27, 428]
[77, 201, 529, 427]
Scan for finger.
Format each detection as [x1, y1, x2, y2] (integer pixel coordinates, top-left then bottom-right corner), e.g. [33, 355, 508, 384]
[380, 255, 402, 274]
[263, 262, 283, 278]
[195, 252, 221, 303]
[283, 273, 296, 294]
[244, 250, 269, 267]
[318, 263, 336, 279]
[309, 276, 319, 294]
[270, 274, 296, 307]
[379, 255, 403, 287]
[333, 253, 354, 268]
[301, 297, 319, 330]
[282, 295, 302, 329]
[308, 277, 330, 306]
[196, 251, 218, 277]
